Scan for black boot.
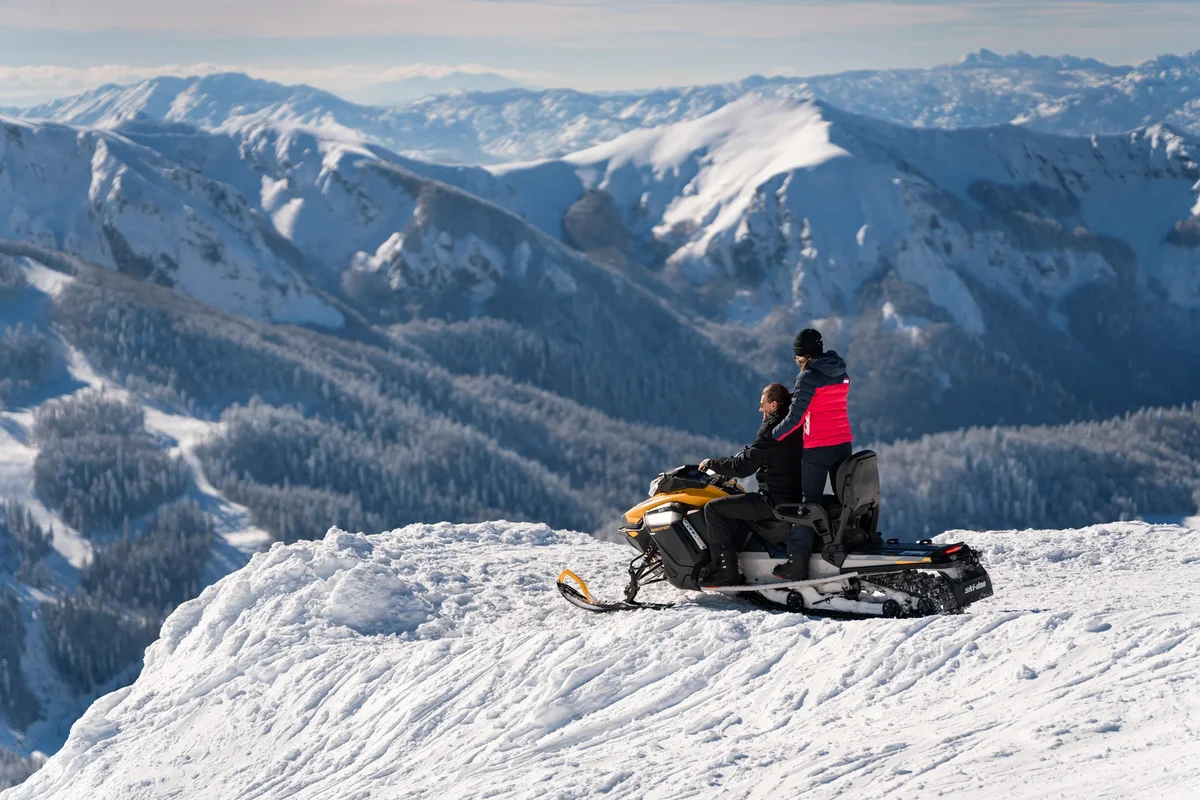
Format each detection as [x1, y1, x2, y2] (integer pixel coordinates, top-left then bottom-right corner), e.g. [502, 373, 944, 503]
[772, 524, 813, 582]
[772, 558, 809, 581]
[704, 551, 745, 586]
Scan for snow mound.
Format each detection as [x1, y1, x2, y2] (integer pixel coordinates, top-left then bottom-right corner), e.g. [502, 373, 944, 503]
[7, 521, 1200, 799]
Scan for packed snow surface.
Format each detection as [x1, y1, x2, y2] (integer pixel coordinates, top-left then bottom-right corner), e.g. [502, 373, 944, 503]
[7, 521, 1199, 799]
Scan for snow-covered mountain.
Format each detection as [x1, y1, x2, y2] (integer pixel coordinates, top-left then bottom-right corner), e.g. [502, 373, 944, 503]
[0, 116, 343, 327]
[1, 114, 776, 439]
[3, 74, 366, 139]
[481, 96, 1200, 438]
[488, 95, 1200, 314]
[6, 519, 1199, 799]
[9, 50, 1200, 164]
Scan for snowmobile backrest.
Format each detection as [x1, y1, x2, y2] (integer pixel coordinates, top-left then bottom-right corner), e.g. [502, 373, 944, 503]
[833, 451, 881, 549]
[835, 450, 879, 512]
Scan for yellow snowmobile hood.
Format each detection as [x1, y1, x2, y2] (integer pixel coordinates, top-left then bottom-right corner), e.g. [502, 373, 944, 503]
[623, 485, 733, 526]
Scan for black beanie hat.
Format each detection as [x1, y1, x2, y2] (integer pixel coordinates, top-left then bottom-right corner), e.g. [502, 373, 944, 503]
[793, 328, 823, 357]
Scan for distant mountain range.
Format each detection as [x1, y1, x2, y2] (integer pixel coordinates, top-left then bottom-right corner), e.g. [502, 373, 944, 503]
[0, 116, 765, 442]
[6, 49, 1200, 164]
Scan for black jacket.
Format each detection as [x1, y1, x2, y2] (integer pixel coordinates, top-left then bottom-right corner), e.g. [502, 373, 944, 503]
[707, 410, 805, 505]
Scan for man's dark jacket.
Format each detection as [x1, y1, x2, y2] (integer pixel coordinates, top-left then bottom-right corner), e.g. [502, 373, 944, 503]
[706, 410, 805, 505]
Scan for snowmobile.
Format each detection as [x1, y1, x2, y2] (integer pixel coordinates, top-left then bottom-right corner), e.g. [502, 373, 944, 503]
[557, 450, 993, 617]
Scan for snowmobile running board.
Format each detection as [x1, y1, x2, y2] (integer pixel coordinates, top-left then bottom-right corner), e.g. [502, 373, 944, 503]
[700, 572, 862, 593]
[557, 567, 869, 612]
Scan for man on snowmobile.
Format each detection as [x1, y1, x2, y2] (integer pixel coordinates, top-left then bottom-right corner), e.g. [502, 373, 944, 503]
[770, 328, 854, 581]
[697, 383, 806, 586]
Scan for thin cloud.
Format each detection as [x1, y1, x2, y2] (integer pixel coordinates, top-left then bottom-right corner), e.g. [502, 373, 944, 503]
[0, 0, 971, 38]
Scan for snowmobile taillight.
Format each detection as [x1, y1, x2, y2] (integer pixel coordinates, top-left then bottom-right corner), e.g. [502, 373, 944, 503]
[929, 543, 968, 564]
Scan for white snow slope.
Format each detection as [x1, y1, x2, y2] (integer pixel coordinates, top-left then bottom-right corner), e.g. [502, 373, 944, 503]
[7, 520, 1199, 799]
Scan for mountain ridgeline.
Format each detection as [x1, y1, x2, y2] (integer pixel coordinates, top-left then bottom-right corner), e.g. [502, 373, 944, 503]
[10, 50, 1200, 163]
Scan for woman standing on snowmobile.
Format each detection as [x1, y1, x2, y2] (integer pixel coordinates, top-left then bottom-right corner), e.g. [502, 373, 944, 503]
[696, 383, 805, 586]
[766, 328, 853, 582]
[773, 328, 854, 504]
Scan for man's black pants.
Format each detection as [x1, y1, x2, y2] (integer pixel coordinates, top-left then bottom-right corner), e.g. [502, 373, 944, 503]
[702, 492, 780, 555]
[803, 442, 853, 503]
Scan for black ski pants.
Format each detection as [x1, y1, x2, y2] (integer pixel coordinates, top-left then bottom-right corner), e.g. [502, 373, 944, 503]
[703, 492, 779, 555]
[803, 442, 853, 503]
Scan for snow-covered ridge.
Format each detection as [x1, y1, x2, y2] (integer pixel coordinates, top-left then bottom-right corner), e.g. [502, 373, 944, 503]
[0, 116, 343, 328]
[10, 51, 1200, 165]
[9, 520, 1199, 799]
[0, 113, 605, 328]
[6, 99, 1200, 440]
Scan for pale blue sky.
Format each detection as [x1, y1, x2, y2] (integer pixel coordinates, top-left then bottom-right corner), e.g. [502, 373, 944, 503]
[1, 1, 1198, 104]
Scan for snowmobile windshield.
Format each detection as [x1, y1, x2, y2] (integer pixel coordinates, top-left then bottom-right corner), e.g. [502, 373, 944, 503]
[649, 466, 713, 496]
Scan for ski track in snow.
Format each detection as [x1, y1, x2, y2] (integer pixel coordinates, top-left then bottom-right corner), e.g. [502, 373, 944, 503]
[5, 520, 1199, 800]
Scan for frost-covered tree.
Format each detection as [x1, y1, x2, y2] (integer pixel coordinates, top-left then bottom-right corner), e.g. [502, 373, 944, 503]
[0, 588, 39, 730]
[39, 592, 157, 694]
[0, 501, 53, 583]
[876, 402, 1200, 535]
[0, 748, 42, 792]
[32, 390, 187, 536]
[0, 324, 53, 407]
[0, 254, 26, 301]
[82, 499, 214, 612]
[32, 389, 146, 442]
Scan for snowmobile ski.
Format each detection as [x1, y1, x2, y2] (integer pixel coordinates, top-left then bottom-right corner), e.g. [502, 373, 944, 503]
[556, 569, 676, 613]
[700, 572, 862, 593]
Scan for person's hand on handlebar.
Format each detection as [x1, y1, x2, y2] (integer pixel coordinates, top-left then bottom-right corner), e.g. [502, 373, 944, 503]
[698, 459, 713, 473]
